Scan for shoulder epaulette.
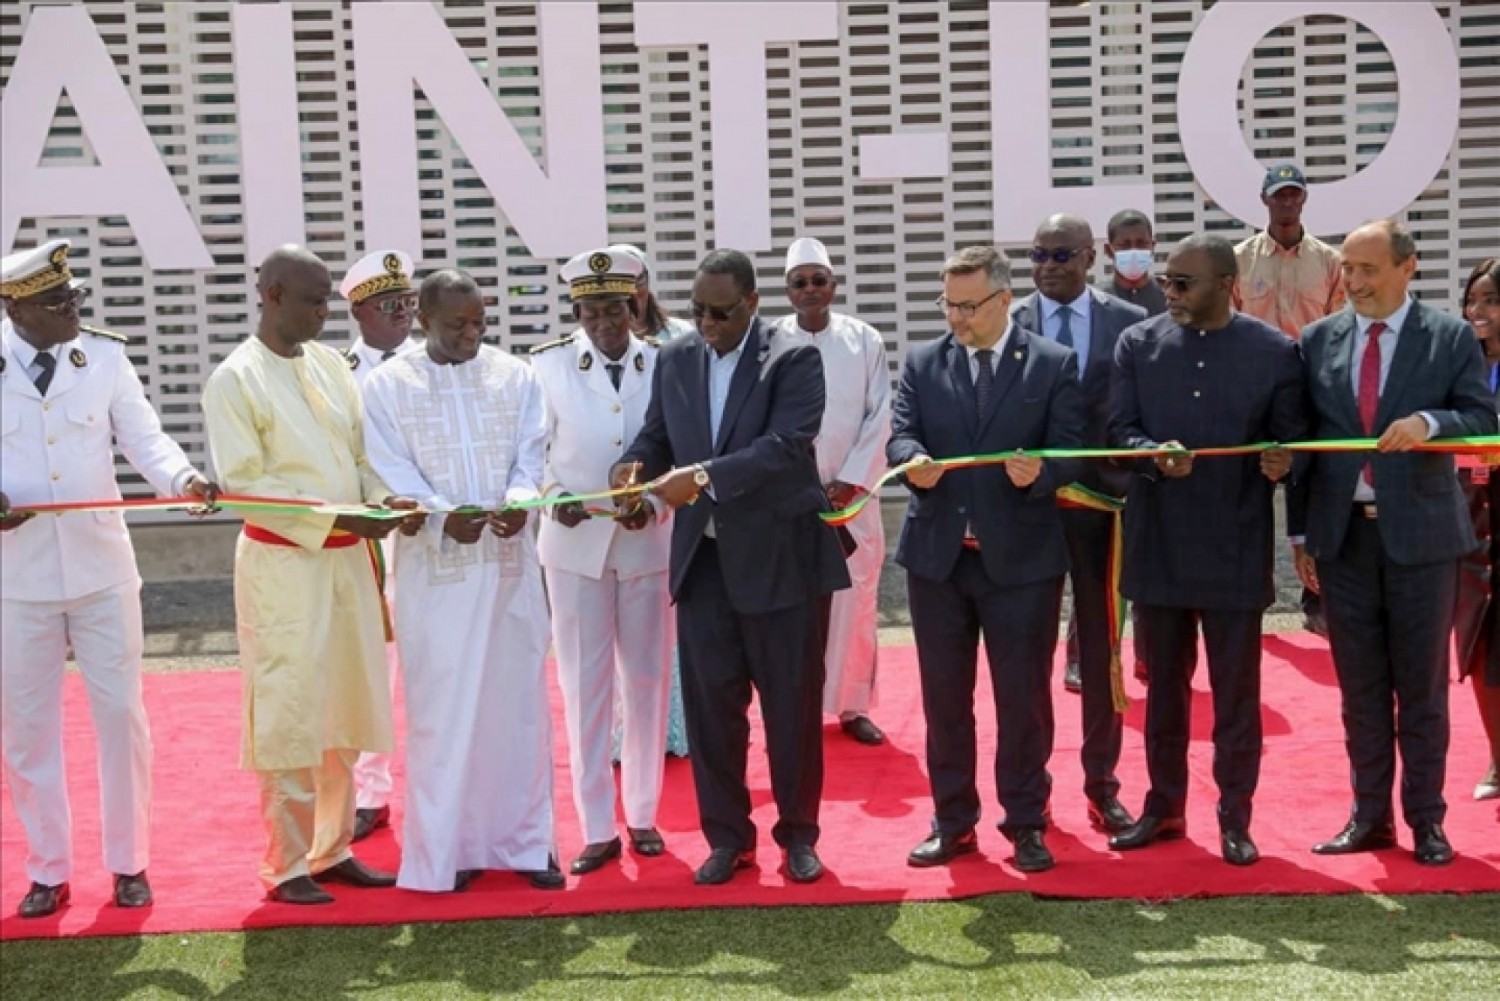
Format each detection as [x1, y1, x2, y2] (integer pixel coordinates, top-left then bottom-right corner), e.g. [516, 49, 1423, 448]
[81, 324, 128, 343]
[529, 333, 576, 356]
[641, 335, 661, 348]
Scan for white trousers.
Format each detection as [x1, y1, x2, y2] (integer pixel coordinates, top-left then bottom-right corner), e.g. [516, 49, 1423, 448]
[1, 580, 151, 885]
[824, 502, 884, 716]
[352, 638, 400, 810]
[547, 566, 671, 844]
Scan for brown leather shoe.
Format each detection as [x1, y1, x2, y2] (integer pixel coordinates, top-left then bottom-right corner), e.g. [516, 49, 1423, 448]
[17, 882, 69, 918]
[113, 871, 153, 908]
[570, 837, 622, 875]
[267, 875, 333, 905]
[314, 857, 397, 888]
[627, 827, 666, 856]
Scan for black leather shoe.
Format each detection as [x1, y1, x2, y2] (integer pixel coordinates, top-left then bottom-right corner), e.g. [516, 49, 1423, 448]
[1010, 828, 1055, 873]
[523, 858, 566, 890]
[1221, 829, 1260, 866]
[17, 882, 69, 918]
[1109, 815, 1186, 851]
[113, 871, 153, 908]
[695, 848, 755, 885]
[1063, 659, 1082, 694]
[352, 805, 391, 843]
[1311, 819, 1397, 855]
[315, 857, 397, 888]
[1087, 796, 1135, 834]
[627, 827, 665, 856]
[840, 715, 885, 746]
[268, 876, 333, 905]
[785, 845, 824, 883]
[453, 869, 481, 892]
[570, 837, 623, 875]
[907, 829, 978, 868]
[1413, 824, 1454, 866]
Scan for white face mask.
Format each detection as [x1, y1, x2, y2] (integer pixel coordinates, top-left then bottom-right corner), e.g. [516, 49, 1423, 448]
[1113, 249, 1154, 281]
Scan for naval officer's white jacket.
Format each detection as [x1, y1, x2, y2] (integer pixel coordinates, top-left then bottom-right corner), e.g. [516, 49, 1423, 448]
[532, 332, 671, 579]
[1, 318, 194, 603]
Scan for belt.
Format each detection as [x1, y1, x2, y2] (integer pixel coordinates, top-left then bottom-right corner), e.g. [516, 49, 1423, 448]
[243, 523, 362, 549]
[1352, 502, 1378, 520]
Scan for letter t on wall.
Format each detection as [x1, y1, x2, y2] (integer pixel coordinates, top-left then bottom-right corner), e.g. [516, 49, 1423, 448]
[634, 2, 839, 251]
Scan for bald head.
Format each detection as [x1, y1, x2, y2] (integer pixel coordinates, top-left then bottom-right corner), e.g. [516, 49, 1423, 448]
[254, 245, 332, 353]
[1032, 213, 1096, 302]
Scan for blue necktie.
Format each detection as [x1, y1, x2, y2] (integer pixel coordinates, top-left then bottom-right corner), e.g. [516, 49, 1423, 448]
[975, 349, 995, 417]
[1056, 306, 1074, 349]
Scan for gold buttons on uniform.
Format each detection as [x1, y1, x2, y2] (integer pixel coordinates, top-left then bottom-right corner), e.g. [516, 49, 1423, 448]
[612, 404, 622, 414]
[51, 472, 60, 481]
[46, 436, 55, 445]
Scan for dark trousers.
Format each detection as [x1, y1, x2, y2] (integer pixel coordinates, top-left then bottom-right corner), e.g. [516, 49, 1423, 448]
[676, 539, 826, 852]
[1137, 605, 1263, 832]
[1061, 508, 1123, 801]
[907, 552, 1062, 836]
[1317, 517, 1455, 829]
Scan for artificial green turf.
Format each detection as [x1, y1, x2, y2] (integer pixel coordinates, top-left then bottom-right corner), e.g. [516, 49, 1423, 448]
[1, 893, 1496, 1000]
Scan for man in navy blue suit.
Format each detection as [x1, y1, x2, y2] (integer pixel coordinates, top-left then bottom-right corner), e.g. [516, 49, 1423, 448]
[889, 245, 1086, 874]
[1107, 234, 1309, 867]
[1011, 213, 1146, 836]
[1292, 220, 1497, 866]
[612, 249, 849, 887]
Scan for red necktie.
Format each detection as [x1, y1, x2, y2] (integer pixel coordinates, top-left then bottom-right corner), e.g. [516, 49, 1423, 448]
[1359, 322, 1387, 485]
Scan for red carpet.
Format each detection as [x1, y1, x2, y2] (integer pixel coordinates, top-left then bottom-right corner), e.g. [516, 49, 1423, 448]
[3, 636, 1497, 940]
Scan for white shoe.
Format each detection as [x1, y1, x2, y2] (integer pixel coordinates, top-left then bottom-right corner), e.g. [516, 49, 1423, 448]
[1476, 762, 1500, 801]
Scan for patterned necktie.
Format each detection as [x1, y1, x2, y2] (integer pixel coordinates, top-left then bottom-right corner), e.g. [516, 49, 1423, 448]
[1056, 305, 1074, 349]
[975, 349, 996, 417]
[1359, 322, 1386, 485]
[606, 362, 623, 391]
[32, 352, 56, 397]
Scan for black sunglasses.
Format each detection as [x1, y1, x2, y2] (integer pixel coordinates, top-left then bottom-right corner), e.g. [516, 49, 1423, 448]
[690, 299, 744, 322]
[788, 274, 831, 291]
[1156, 273, 1231, 293]
[1029, 247, 1089, 266]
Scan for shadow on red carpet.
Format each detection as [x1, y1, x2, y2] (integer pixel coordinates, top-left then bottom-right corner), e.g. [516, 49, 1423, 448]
[3, 636, 1496, 940]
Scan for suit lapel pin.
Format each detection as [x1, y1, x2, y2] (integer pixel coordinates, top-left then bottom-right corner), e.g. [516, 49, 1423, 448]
[69, 348, 87, 368]
[579, 352, 593, 371]
[634, 353, 645, 372]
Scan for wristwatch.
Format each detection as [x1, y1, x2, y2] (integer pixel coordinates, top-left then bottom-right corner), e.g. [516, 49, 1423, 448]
[692, 464, 711, 488]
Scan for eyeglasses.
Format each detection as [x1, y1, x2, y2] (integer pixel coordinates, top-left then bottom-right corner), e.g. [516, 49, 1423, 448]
[1156, 274, 1222, 293]
[788, 274, 831, 291]
[371, 294, 418, 316]
[935, 289, 1006, 318]
[32, 287, 91, 314]
[690, 299, 744, 322]
[1029, 247, 1089, 266]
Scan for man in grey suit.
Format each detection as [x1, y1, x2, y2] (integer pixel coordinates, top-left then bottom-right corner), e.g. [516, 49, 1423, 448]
[1011, 213, 1145, 835]
[1291, 220, 1497, 866]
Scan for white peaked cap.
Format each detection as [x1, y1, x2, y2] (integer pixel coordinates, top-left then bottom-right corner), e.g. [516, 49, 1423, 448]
[340, 249, 414, 304]
[784, 237, 832, 274]
[608, 244, 650, 276]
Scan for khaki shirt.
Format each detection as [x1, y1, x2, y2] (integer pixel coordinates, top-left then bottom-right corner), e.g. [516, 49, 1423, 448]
[1233, 230, 1346, 339]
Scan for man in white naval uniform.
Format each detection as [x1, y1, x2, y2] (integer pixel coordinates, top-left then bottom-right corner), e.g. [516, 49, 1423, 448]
[338, 249, 421, 843]
[774, 238, 891, 746]
[532, 248, 674, 875]
[0, 240, 215, 918]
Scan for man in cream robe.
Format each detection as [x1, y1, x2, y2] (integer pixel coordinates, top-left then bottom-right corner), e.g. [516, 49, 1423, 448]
[775, 238, 891, 744]
[362, 269, 560, 892]
[203, 246, 406, 903]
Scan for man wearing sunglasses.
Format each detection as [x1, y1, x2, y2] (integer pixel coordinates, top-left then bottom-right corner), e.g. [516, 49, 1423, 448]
[774, 236, 891, 749]
[337, 249, 421, 845]
[1108, 235, 1309, 867]
[1, 239, 216, 917]
[1011, 214, 1147, 838]
[890, 245, 1087, 875]
[611, 249, 850, 887]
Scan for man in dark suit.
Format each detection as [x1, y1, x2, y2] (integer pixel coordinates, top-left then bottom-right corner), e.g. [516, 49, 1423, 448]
[1291, 220, 1497, 866]
[1011, 213, 1146, 835]
[889, 245, 1086, 874]
[1107, 235, 1309, 866]
[612, 249, 849, 886]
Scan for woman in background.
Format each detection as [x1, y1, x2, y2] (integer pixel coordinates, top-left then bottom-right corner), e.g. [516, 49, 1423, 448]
[1454, 256, 1500, 804]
